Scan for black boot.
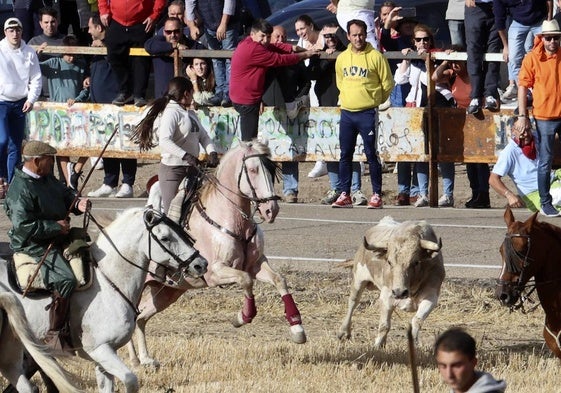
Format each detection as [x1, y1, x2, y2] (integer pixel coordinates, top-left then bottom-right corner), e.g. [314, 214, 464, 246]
[465, 191, 478, 208]
[470, 192, 491, 208]
[44, 291, 72, 352]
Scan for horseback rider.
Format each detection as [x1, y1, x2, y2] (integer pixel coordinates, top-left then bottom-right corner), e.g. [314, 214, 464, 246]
[4, 140, 91, 350]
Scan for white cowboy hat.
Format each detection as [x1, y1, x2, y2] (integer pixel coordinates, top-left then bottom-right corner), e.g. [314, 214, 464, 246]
[540, 19, 561, 36]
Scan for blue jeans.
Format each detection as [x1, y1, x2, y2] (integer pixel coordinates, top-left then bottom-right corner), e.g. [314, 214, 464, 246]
[536, 119, 561, 206]
[205, 27, 238, 100]
[416, 162, 455, 197]
[0, 98, 26, 182]
[339, 109, 382, 195]
[507, 20, 541, 82]
[397, 162, 419, 196]
[282, 161, 298, 195]
[448, 20, 466, 47]
[326, 161, 361, 192]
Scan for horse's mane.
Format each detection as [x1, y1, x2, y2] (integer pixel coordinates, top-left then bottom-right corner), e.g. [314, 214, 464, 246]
[199, 140, 279, 201]
[536, 219, 561, 241]
[103, 208, 143, 231]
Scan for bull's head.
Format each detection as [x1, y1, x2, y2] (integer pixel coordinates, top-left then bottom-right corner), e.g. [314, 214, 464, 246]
[364, 233, 441, 299]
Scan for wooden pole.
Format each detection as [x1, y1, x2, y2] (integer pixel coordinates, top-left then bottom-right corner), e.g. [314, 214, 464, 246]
[407, 324, 421, 393]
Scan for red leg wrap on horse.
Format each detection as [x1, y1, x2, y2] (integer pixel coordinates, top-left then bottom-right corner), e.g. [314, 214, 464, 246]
[242, 296, 257, 323]
[282, 294, 302, 326]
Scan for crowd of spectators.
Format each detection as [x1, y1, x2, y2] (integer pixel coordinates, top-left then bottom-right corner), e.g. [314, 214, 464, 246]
[0, 0, 558, 211]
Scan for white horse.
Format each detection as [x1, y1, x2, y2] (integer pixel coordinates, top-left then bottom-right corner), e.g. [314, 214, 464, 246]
[0, 288, 81, 393]
[128, 141, 306, 368]
[0, 207, 208, 393]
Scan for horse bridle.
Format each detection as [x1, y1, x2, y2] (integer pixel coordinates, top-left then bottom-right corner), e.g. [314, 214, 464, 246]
[237, 153, 281, 204]
[88, 208, 201, 314]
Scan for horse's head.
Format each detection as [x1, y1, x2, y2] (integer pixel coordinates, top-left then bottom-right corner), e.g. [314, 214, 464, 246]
[496, 207, 538, 307]
[231, 141, 280, 222]
[143, 209, 208, 279]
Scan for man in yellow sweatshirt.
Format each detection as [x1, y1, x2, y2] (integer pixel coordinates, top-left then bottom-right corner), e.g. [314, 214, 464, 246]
[332, 19, 394, 209]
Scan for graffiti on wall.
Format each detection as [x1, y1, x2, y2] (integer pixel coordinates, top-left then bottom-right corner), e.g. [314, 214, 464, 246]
[26, 102, 428, 161]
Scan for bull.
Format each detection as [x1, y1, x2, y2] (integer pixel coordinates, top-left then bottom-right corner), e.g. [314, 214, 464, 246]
[337, 216, 445, 347]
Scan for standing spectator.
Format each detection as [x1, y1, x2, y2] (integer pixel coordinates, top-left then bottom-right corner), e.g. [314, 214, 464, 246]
[332, 19, 394, 209]
[185, 0, 238, 107]
[515, 19, 561, 217]
[155, 1, 191, 37]
[395, 24, 456, 207]
[87, 14, 138, 198]
[294, 14, 328, 178]
[132, 77, 219, 214]
[229, 18, 317, 142]
[435, 328, 507, 393]
[0, 18, 42, 184]
[28, 7, 64, 101]
[464, 0, 501, 114]
[376, 1, 396, 50]
[326, 0, 377, 49]
[446, 0, 466, 47]
[308, 24, 366, 206]
[185, 58, 217, 107]
[145, 17, 205, 99]
[495, 0, 551, 103]
[39, 34, 89, 189]
[98, 0, 164, 107]
[262, 25, 311, 203]
[28, 7, 65, 53]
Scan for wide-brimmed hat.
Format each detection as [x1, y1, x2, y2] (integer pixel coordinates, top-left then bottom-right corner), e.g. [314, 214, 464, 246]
[22, 140, 57, 156]
[540, 19, 561, 36]
[4, 17, 22, 30]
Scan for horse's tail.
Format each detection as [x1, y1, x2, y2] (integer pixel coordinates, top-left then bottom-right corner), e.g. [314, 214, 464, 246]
[0, 292, 82, 393]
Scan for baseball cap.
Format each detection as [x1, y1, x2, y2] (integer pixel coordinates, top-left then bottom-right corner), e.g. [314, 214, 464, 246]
[4, 18, 23, 31]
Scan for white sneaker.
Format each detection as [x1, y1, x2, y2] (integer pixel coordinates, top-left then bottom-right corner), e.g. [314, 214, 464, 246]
[90, 157, 103, 170]
[87, 184, 116, 197]
[500, 84, 517, 102]
[351, 190, 367, 206]
[438, 194, 454, 207]
[414, 195, 429, 207]
[115, 183, 133, 198]
[308, 160, 327, 178]
[286, 95, 310, 120]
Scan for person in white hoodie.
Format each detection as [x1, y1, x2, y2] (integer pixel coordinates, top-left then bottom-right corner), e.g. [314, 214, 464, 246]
[0, 17, 41, 187]
[435, 328, 507, 393]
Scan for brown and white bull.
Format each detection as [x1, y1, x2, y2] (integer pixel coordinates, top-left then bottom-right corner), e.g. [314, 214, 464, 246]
[337, 216, 445, 347]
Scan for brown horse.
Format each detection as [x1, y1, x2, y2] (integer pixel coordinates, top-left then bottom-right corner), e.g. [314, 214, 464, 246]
[127, 141, 306, 368]
[496, 206, 561, 359]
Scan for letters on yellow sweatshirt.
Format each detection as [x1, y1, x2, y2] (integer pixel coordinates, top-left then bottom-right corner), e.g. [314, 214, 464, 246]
[335, 43, 394, 112]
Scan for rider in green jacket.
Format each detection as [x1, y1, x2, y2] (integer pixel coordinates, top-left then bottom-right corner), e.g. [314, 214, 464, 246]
[4, 140, 90, 351]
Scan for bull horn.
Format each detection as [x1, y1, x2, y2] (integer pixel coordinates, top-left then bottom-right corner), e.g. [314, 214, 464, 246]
[420, 238, 441, 251]
[363, 237, 387, 252]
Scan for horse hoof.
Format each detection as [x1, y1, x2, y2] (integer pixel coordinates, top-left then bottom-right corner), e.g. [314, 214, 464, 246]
[336, 330, 351, 341]
[289, 324, 306, 344]
[231, 311, 246, 328]
[141, 358, 160, 369]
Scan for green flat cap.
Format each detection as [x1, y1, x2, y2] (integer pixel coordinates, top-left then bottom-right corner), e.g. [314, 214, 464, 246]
[22, 140, 57, 156]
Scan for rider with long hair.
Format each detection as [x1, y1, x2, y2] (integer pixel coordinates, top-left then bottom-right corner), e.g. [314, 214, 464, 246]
[132, 77, 219, 214]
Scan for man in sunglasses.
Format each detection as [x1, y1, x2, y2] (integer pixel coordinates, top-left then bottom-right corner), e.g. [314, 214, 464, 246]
[515, 19, 561, 217]
[145, 17, 205, 98]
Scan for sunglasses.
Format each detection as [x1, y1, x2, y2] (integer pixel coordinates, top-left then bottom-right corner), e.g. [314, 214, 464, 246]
[543, 35, 560, 42]
[164, 29, 181, 35]
[414, 37, 430, 42]
[323, 33, 336, 39]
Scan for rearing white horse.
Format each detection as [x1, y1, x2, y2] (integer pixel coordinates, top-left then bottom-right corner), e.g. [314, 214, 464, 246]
[128, 141, 306, 368]
[0, 207, 208, 393]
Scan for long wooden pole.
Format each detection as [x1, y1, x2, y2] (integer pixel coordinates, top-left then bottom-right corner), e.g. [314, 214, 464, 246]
[407, 324, 420, 393]
[22, 125, 120, 297]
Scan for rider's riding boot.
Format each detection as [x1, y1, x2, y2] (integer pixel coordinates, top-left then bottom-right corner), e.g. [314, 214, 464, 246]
[44, 291, 71, 352]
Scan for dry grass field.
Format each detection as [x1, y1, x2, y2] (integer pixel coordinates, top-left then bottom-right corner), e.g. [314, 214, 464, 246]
[26, 270, 558, 393]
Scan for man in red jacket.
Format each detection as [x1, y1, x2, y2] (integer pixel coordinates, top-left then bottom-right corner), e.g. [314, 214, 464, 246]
[229, 18, 318, 141]
[98, 0, 165, 107]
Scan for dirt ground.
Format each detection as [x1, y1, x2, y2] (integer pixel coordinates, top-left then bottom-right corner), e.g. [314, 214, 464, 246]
[79, 159, 510, 208]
